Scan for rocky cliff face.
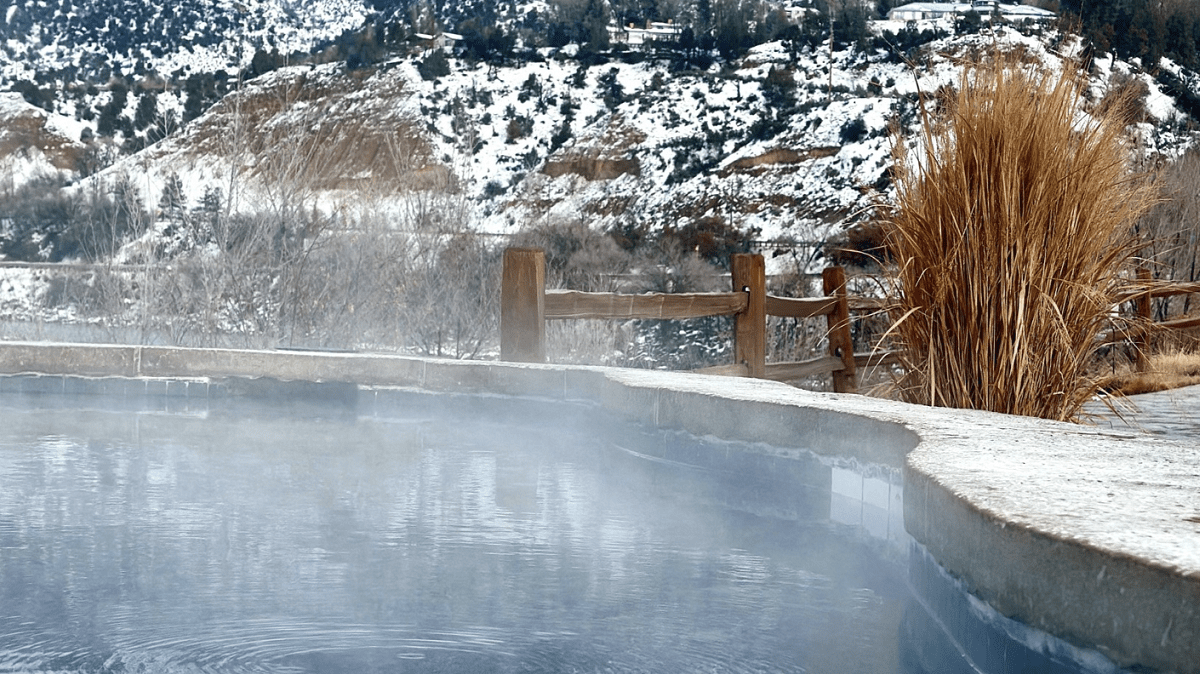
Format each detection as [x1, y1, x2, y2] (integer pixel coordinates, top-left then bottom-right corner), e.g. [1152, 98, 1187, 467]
[0, 93, 86, 185]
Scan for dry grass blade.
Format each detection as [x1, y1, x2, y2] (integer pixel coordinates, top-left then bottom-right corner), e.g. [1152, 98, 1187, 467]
[886, 51, 1155, 421]
[1097, 349, 1200, 396]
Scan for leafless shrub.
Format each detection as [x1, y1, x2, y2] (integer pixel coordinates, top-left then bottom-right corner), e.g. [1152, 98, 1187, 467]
[510, 218, 632, 291]
[511, 219, 634, 364]
[1096, 71, 1150, 128]
[1135, 147, 1200, 321]
[622, 241, 731, 370]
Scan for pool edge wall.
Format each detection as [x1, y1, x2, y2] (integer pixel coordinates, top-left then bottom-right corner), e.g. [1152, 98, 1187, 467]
[0, 342, 1195, 674]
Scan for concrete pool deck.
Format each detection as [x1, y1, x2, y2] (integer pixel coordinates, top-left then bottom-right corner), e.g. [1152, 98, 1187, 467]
[0, 341, 1196, 673]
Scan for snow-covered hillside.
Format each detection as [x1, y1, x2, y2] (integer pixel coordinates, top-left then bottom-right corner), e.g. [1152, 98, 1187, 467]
[0, 14, 1197, 358]
[69, 22, 1197, 273]
[0, 0, 370, 81]
[0, 92, 86, 185]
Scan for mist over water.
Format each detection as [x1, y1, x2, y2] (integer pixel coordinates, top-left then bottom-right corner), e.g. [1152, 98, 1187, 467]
[0, 393, 911, 673]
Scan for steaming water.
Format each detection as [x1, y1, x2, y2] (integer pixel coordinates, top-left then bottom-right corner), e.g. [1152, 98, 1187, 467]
[0, 392, 913, 674]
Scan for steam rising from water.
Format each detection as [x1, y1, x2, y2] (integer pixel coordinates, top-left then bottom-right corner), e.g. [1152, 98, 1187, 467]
[0, 394, 908, 673]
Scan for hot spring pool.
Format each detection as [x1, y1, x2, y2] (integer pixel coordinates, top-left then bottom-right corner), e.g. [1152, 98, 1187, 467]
[0, 389, 920, 673]
[0, 354, 1178, 674]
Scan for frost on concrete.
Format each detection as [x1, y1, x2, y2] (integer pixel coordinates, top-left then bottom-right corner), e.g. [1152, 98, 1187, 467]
[606, 367, 1200, 576]
[598, 365, 1199, 671]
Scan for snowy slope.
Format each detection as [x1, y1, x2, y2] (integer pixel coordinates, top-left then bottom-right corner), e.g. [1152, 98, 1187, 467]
[0, 0, 371, 81]
[71, 23, 1197, 276]
[0, 92, 86, 186]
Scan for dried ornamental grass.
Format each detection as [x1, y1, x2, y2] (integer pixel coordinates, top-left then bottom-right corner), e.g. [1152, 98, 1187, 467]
[1097, 350, 1200, 396]
[886, 53, 1155, 421]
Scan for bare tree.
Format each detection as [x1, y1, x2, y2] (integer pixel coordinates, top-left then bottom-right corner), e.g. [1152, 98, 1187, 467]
[1137, 148, 1200, 321]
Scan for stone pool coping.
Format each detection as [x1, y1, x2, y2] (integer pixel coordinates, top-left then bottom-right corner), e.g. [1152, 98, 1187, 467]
[0, 341, 1196, 673]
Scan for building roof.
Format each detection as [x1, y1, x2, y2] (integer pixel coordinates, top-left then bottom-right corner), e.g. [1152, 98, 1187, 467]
[887, 2, 1056, 19]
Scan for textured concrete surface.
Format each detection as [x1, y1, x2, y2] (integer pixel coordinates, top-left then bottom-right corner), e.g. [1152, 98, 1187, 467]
[0, 342, 1196, 673]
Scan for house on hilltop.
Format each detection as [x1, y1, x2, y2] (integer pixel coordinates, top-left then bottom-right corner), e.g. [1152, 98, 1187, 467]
[413, 32, 463, 52]
[608, 20, 684, 47]
[782, 2, 820, 24]
[886, 1, 1054, 22]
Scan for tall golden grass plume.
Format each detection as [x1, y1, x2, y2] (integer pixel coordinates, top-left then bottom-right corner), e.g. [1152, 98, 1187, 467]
[886, 52, 1156, 421]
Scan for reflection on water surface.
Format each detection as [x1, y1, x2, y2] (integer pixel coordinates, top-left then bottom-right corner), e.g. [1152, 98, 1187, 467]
[0, 393, 910, 673]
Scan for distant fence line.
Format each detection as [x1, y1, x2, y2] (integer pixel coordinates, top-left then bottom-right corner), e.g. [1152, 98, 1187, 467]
[1110, 268, 1200, 370]
[499, 247, 898, 393]
[7, 253, 1200, 383]
[500, 250, 1200, 389]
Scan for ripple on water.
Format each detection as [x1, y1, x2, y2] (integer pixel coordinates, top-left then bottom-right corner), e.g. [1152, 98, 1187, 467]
[0, 400, 908, 674]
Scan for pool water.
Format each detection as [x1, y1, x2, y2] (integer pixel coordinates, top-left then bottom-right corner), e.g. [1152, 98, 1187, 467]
[0, 390, 916, 673]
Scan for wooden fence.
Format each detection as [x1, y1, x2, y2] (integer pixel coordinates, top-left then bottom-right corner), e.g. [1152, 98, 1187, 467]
[1119, 268, 1200, 369]
[499, 247, 897, 393]
[500, 250, 1200, 390]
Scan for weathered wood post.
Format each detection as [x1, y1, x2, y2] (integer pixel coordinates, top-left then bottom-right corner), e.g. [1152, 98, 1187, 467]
[823, 266, 858, 393]
[501, 248, 546, 363]
[731, 253, 766, 378]
[1135, 266, 1152, 372]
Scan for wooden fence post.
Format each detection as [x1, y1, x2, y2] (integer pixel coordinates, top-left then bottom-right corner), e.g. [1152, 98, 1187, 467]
[731, 253, 766, 378]
[501, 248, 546, 363]
[823, 266, 858, 393]
[1135, 267, 1152, 372]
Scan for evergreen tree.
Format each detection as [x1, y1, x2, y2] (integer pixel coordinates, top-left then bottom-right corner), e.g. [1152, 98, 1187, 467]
[1165, 13, 1199, 67]
[832, 0, 871, 49]
[159, 172, 187, 222]
[1064, 0, 1200, 71]
[679, 25, 696, 55]
[182, 74, 220, 123]
[133, 89, 158, 131]
[13, 80, 54, 111]
[194, 185, 223, 245]
[597, 68, 624, 109]
[97, 83, 129, 138]
[762, 66, 797, 111]
[459, 22, 515, 63]
[582, 0, 611, 52]
[548, 22, 573, 48]
[418, 48, 451, 80]
[694, 0, 712, 31]
[343, 25, 385, 69]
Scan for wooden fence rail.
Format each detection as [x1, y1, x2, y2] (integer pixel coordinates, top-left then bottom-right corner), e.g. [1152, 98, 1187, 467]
[500, 248, 892, 393]
[545, 290, 747, 320]
[1119, 267, 1200, 369]
[1116, 279, 1200, 303]
[503, 253, 1200, 388]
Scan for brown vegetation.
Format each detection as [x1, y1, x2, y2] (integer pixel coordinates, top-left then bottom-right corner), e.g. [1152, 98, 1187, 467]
[826, 221, 890, 269]
[1097, 350, 1200, 396]
[541, 156, 641, 180]
[185, 68, 437, 195]
[885, 51, 1156, 421]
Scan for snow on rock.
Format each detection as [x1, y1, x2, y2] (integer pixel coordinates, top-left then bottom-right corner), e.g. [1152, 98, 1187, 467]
[0, 267, 53, 320]
[0, 92, 85, 190]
